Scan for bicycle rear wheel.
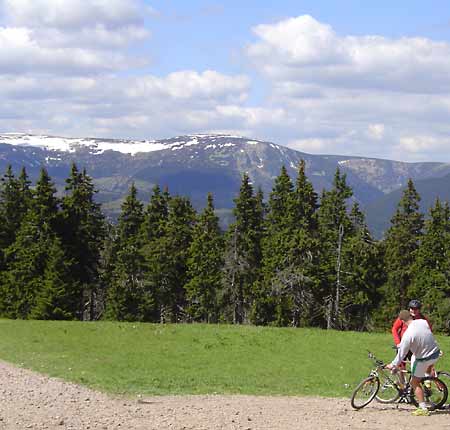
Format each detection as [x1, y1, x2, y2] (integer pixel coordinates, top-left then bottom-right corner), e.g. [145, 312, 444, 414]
[410, 377, 448, 410]
[375, 371, 400, 403]
[351, 376, 379, 410]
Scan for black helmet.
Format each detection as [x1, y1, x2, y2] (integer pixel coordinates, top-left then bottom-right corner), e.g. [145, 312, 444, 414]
[408, 299, 421, 309]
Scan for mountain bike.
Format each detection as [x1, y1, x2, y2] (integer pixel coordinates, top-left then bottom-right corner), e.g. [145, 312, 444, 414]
[350, 351, 448, 410]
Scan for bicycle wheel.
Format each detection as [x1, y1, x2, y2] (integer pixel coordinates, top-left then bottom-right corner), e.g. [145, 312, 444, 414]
[351, 376, 380, 410]
[375, 371, 400, 403]
[410, 377, 448, 410]
[437, 371, 450, 382]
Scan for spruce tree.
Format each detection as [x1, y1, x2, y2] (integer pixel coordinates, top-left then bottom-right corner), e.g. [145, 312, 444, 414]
[30, 235, 79, 320]
[380, 179, 424, 325]
[339, 202, 384, 330]
[222, 173, 263, 324]
[409, 199, 450, 331]
[1, 169, 60, 319]
[0, 166, 32, 255]
[258, 166, 295, 325]
[257, 161, 320, 326]
[317, 167, 353, 329]
[283, 160, 320, 326]
[185, 193, 224, 322]
[140, 184, 169, 243]
[0, 212, 45, 317]
[160, 196, 196, 322]
[140, 185, 171, 322]
[60, 164, 105, 319]
[106, 183, 154, 321]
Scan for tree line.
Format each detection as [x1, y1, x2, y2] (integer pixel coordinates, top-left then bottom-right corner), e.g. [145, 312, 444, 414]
[0, 161, 449, 332]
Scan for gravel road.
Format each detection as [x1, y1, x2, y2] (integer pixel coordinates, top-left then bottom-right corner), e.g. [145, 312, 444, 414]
[1, 360, 449, 429]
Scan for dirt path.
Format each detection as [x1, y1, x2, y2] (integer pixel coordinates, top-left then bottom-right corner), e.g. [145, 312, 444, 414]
[1, 360, 449, 430]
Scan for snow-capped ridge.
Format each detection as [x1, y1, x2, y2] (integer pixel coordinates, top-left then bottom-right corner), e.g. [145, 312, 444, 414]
[0, 133, 272, 155]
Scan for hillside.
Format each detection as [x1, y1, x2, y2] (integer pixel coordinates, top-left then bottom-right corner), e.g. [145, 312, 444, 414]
[1, 133, 450, 234]
[366, 172, 450, 238]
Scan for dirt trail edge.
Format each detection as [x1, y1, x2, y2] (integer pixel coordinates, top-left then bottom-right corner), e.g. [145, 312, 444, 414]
[0, 360, 448, 430]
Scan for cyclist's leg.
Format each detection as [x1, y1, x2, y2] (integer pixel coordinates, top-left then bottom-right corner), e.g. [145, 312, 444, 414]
[412, 357, 440, 411]
[411, 357, 428, 411]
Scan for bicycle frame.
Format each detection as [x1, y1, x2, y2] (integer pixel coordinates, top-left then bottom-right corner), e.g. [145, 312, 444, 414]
[351, 351, 448, 410]
[367, 352, 413, 404]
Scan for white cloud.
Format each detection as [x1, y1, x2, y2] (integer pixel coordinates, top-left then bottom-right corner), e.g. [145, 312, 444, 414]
[247, 15, 450, 94]
[287, 138, 332, 153]
[242, 15, 450, 161]
[3, 0, 146, 30]
[1, 7, 450, 163]
[396, 135, 450, 157]
[0, 27, 136, 74]
[367, 124, 385, 140]
[0, 0, 150, 75]
[125, 71, 250, 103]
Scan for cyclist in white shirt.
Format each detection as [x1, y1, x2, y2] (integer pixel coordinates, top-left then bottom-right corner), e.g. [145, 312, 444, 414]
[386, 310, 440, 416]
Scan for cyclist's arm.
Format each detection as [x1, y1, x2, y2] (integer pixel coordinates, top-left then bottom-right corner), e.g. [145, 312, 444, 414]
[391, 318, 403, 345]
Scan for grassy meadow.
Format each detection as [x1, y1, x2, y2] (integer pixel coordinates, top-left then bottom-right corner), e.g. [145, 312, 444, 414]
[0, 319, 449, 398]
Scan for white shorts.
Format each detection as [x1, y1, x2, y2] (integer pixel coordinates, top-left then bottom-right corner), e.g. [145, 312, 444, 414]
[411, 357, 438, 377]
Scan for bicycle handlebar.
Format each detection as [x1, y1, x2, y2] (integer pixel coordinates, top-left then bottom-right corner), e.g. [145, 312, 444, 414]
[367, 350, 386, 367]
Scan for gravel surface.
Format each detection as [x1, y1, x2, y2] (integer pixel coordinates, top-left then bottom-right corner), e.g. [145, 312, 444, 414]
[1, 360, 450, 429]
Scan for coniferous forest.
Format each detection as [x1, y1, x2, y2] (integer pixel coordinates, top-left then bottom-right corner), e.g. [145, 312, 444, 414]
[1, 161, 450, 332]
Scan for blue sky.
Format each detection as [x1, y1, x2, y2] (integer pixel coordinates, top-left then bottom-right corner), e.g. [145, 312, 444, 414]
[1, 0, 450, 161]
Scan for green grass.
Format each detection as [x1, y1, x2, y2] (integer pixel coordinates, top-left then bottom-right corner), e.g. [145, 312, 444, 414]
[0, 319, 449, 397]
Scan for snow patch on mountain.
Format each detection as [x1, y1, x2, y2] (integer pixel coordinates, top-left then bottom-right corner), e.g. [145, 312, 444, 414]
[0, 133, 171, 155]
[0, 133, 268, 155]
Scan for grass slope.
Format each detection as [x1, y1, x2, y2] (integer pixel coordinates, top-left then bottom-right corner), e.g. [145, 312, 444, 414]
[0, 319, 449, 398]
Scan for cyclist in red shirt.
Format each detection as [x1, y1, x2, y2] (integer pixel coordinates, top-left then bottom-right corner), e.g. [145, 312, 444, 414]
[392, 299, 432, 346]
[391, 299, 432, 386]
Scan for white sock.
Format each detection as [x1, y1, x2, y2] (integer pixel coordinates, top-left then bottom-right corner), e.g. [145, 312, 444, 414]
[419, 402, 427, 409]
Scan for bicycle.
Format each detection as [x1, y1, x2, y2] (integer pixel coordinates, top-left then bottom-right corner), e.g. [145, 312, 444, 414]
[350, 351, 448, 410]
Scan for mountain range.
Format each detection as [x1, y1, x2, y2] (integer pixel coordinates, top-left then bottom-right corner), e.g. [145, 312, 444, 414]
[1, 133, 449, 238]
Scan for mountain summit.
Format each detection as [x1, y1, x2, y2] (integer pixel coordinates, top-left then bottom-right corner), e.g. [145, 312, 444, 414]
[1, 133, 450, 236]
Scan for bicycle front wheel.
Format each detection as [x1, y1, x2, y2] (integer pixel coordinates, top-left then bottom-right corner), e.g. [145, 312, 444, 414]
[351, 376, 380, 410]
[410, 377, 448, 410]
[375, 371, 400, 403]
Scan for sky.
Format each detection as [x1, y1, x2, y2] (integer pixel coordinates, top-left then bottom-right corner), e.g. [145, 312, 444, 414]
[1, 0, 450, 162]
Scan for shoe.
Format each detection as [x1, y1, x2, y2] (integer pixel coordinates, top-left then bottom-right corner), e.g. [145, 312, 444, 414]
[412, 408, 430, 416]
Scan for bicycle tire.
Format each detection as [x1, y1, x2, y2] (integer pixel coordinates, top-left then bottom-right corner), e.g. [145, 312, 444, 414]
[375, 371, 401, 403]
[410, 377, 448, 410]
[437, 371, 450, 380]
[351, 376, 379, 410]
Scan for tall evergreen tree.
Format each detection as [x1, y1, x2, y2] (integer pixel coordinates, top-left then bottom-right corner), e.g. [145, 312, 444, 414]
[282, 160, 320, 326]
[0, 166, 32, 255]
[222, 173, 263, 324]
[292, 160, 318, 232]
[380, 179, 424, 325]
[185, 193, 224, 322]
[317, 168, 353, 329]
[258, 166, 295, 325]
[30, 235, 79, 320]
[106, 183, 154, 321]
[140, 184, 169, 243]
[409, 199, 450, 331]
[0, 168, 60, 318]
[257, 161, 320, 326]
[140, 185, 171, 322]
[60, 164, 105, 319]
[339, 202, 384, 330]
[151, 195, 196, 322]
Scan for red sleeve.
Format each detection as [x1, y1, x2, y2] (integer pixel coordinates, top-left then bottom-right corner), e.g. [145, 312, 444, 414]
[391, 318, 403, 345]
